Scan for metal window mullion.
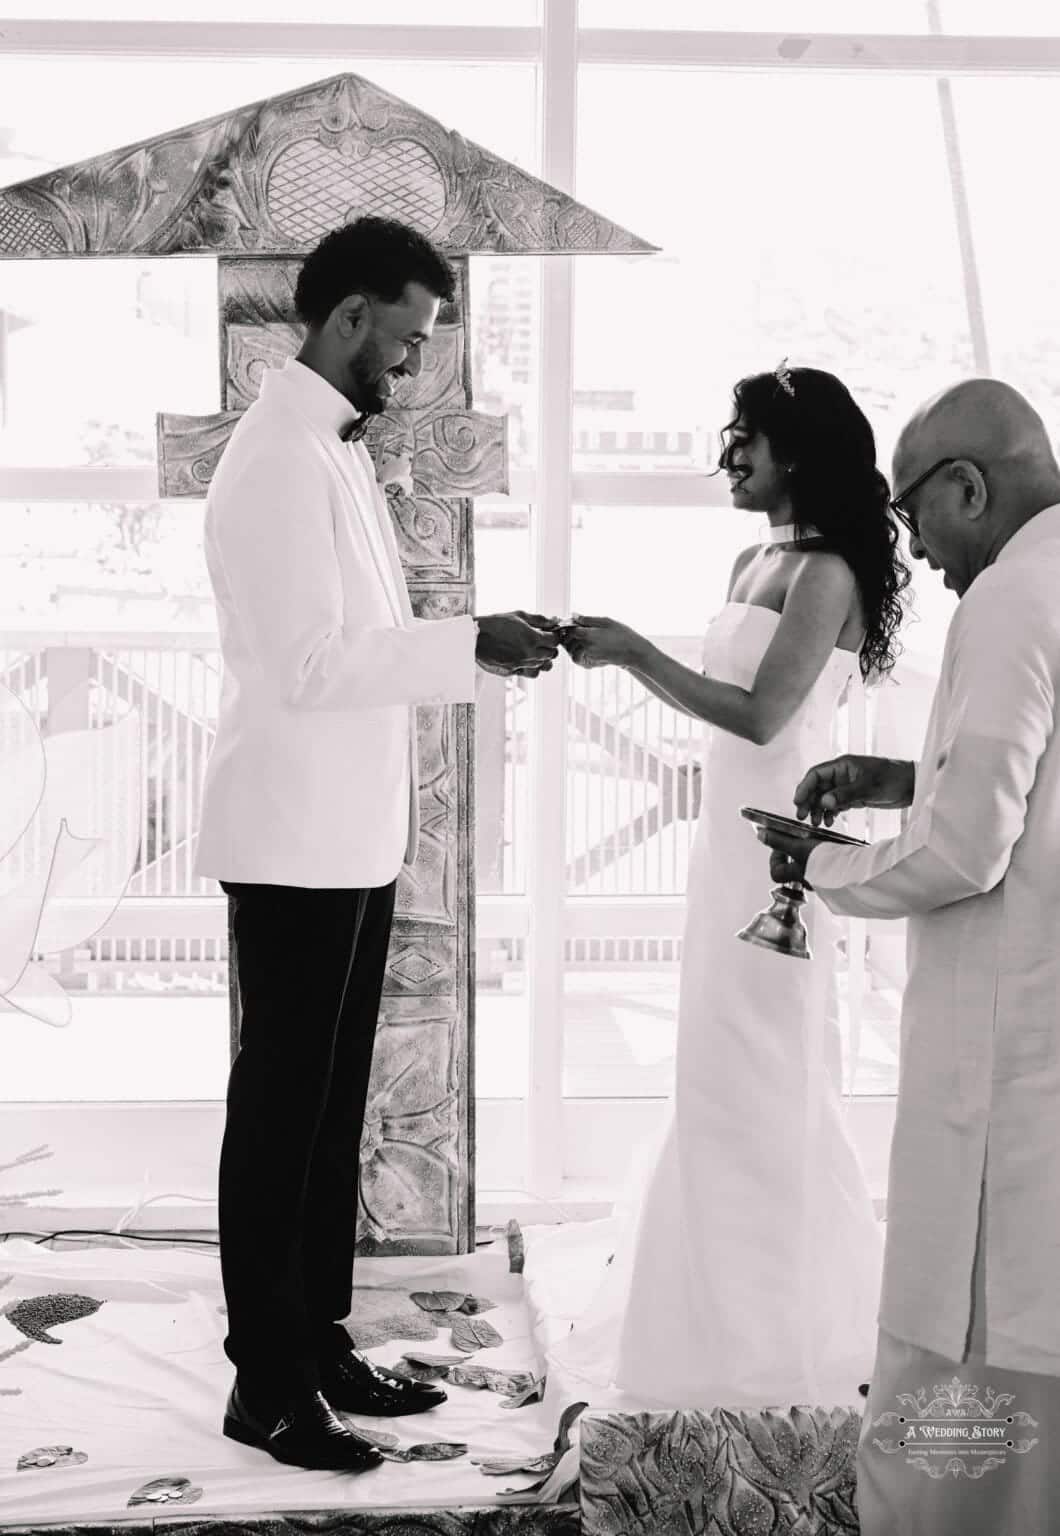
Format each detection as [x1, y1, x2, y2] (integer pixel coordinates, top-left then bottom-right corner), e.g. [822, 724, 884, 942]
[525, 0, 576, 1201]
[927, 0, 991, 373]
[578, 29, 1060, 73]
[4, 23, 1060, 72]
[0, 20, 541, 61]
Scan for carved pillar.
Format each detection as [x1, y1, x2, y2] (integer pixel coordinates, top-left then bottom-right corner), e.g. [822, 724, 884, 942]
[158, 255, 490, 1254]
[0, 67, 655, 1256]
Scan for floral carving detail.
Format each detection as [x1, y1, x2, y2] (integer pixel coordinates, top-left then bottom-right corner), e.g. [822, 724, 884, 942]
[580, 1407, 862, 1536]
[0, 72, 654, 259]
[360, 1091, 388, 1170]
[357, 1004, 461, 1253]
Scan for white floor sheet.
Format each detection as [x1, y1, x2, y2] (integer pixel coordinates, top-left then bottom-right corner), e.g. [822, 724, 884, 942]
[0, 1237, 557, 1524]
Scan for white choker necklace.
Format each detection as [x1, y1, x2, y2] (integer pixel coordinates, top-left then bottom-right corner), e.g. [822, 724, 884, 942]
[761, 521, 822, 544]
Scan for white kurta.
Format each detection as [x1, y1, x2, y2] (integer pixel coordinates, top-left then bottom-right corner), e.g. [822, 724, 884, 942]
[805, 502, 1060, 1374]
[194, 358, 477, 889]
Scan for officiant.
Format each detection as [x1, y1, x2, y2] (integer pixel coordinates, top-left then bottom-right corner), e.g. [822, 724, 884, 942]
[758, 377, 1060, 1536]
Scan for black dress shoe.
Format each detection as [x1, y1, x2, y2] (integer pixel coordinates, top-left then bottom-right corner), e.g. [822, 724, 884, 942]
[223, 1382, 384, 1471]
[319, 1340, 447, 1417]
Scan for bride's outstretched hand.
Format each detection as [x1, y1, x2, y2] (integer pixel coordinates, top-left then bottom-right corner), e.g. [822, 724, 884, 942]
[560, 615, 644, 669]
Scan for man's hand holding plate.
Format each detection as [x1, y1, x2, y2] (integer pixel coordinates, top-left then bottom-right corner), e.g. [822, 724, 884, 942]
[754, 823, 815, 887]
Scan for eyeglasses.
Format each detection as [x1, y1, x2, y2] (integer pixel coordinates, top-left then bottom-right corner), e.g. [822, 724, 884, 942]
[888, 457, 959, 536]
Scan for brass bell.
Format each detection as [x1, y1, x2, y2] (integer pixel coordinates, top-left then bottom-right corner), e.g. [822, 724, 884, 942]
[736, 880, 811, 960]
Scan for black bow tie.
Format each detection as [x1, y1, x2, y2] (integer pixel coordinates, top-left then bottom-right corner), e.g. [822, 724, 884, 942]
[339, 416, 369, 444]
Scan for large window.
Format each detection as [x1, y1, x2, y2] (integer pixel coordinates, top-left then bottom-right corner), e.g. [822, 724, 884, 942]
[573, 70, 975, 469]
[1, 4, 1056, 1221]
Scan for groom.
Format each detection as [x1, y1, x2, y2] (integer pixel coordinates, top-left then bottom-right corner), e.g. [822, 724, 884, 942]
[759, 378, 1060, 1534]
[193, 215, 559, 1472]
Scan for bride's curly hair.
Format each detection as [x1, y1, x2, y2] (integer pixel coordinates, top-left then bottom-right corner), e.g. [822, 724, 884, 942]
[717, 367, 912, 683]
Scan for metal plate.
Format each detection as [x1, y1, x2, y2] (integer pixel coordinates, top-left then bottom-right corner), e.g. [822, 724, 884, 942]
[739, 805, 869, 847]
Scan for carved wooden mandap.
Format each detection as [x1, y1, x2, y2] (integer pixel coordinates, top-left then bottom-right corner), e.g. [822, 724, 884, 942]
[0, 73, 653, 1257]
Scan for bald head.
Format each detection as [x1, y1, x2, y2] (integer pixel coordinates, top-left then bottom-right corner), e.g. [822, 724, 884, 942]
[896, 379, 1056, 483]
[893, 378, 1060, 597]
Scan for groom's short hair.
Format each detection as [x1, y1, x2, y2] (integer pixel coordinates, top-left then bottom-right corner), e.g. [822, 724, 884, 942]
[294, 216, 456, 328]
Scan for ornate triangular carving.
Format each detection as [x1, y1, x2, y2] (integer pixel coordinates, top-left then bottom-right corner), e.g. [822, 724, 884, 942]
[0, 72, 657, 259]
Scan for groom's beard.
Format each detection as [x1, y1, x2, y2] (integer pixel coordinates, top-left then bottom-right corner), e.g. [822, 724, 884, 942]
[347, 342, 395, 418]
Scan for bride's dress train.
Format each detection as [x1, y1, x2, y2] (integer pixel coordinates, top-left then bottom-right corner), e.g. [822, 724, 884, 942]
[530, 601, 883, 1409]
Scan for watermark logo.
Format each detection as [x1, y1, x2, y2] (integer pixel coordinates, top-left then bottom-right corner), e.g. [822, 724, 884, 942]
[868, 1374, 1040, 1481]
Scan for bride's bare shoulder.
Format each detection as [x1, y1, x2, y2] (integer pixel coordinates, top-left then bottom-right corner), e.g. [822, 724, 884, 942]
[726, 544, 759, 598]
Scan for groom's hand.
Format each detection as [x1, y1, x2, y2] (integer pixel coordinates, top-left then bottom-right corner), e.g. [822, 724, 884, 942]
[475, 612, 561, 677]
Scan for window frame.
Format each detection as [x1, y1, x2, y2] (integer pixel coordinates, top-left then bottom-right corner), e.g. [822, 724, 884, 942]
[4, 2, 1057, 1223]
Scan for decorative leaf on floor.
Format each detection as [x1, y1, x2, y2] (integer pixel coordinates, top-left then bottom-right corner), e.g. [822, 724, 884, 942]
[2, 1294, 104, 1343]
[474, 1452, 558, 1477]
[474, 1400, 587, 1483]
[497, 1444, 581, 1505]
[553, 1400, 587, 1455]
[128, 1476, 203, 1507]
[378, 1442, 468, 1462]
[499, 1374, 547, 1409]
[506, 1219, 525, 1274]
[17, 1445, 88, 1471]
[401, 1350, 468, 1368]
[455, 1294, 497, 1315]
[408, 1441, 468, 1461]
[335, 1420, 400, 1448]
[447, 1364, 535, 1395]
[449, 1314, 503, 1352]
[410, 1290, 468, 1314]
[388, 1360, 448, 1383]
[346, 1286, 439, 1349]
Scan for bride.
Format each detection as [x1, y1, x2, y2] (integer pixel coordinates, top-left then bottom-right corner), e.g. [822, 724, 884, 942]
[544, 363, 912, 1408]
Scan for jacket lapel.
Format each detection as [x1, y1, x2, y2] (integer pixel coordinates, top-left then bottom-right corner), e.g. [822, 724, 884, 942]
[349, 441, 416, 625]
[304, 419, 406, 626]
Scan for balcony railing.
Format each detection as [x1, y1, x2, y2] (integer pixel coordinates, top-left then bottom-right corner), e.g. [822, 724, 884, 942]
[0, 631, 712, 985]
[0, 629, 930, 1100]
[1, 628, 917, 980]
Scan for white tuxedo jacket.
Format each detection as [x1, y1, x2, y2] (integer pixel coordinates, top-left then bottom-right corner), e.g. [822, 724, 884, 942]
[806, 503, 1060, 1374]
[194, 358, 477, 888]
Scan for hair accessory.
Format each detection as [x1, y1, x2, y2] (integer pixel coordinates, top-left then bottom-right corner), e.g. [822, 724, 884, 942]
[774, 358, 795, 397]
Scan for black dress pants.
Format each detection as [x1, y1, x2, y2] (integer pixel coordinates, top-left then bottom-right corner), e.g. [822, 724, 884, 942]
[218, 879, 397, 1396]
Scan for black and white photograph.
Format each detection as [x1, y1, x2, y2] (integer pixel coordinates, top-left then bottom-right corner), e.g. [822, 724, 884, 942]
[0, 4, 1058, 1533]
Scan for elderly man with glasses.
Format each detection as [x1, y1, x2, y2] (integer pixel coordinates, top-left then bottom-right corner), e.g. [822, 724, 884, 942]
[758, 377, 1060, 1535]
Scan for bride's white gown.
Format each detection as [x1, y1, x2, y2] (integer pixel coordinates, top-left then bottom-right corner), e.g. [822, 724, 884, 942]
[540, 600, 883, 1409]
